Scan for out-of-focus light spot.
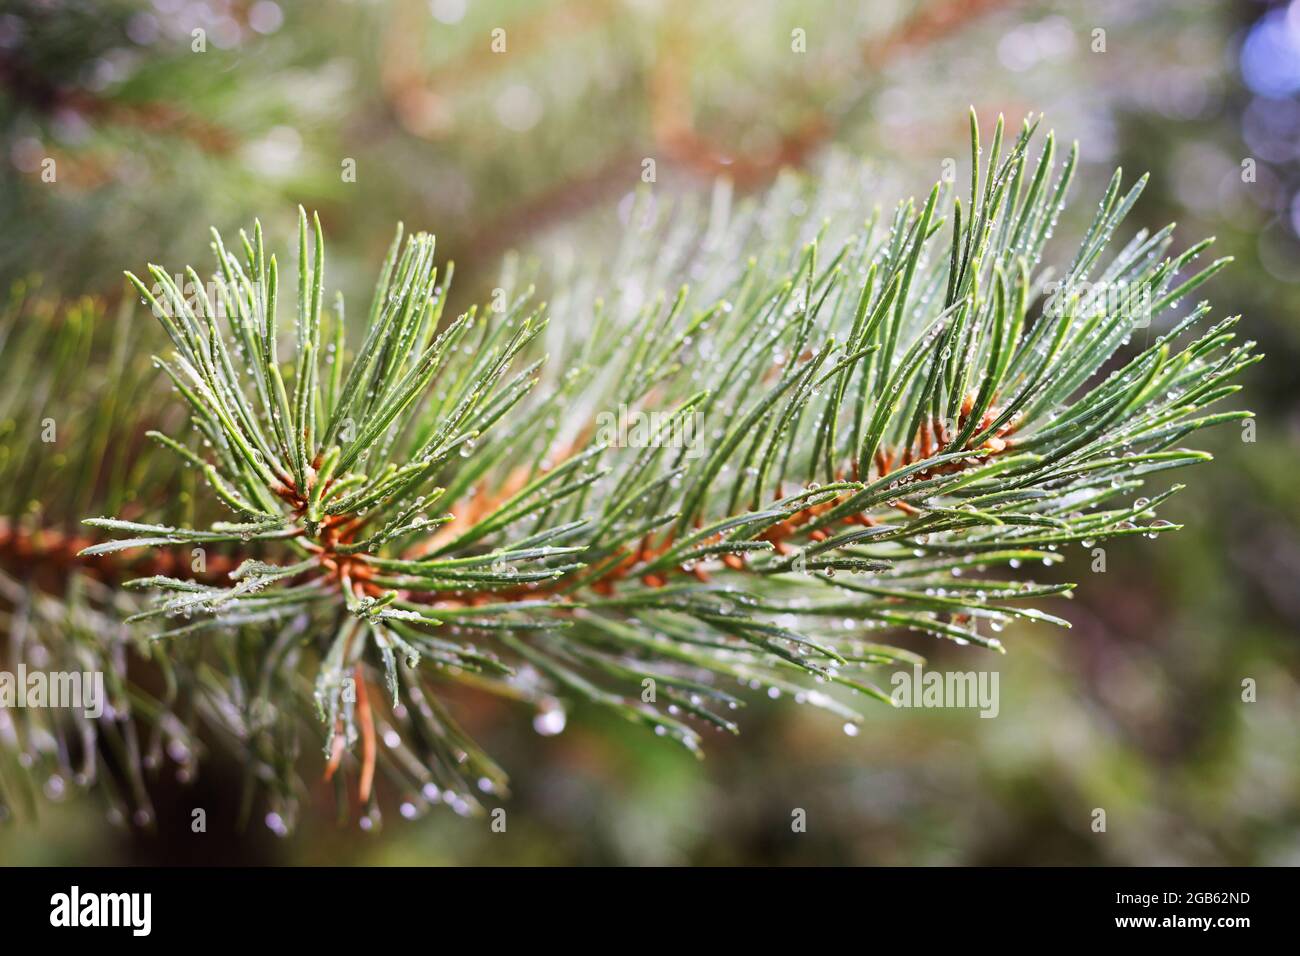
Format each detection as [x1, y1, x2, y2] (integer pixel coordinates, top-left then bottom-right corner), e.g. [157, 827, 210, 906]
[126, 12, 160, 45]
[1259, 219, 1300, 282]
[249, 1, 284, 35]
[875, 86, 913, 127]
[1228, 161, 1281, 218]
[86, 56, 120, 93]
[242, 125, 302, 178]
[10, 137, 43, 173]
[1035, 16, 1075, 57]
[1075, 115, 1118, 165]
[997, 16, 1074, 72]
[210, 17, 243, 49]
[1290, 192, 1300, 237]
[1241, 3, 1300, 98]
[1172, 143, 1230, 212]
[998, 27, 1037, 71]
[1242, 96, 1300, 163]
[0, 14, 25, 50]
[494, 83, 543, 131]
[190, 1, 219, 27]
[51, 108, 92, 145]
[1145, 69, 1213, 120]
[430, 0, 467, 25]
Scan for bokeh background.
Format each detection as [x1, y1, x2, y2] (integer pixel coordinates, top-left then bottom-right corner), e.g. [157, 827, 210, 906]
[1, 0, 1297, 864]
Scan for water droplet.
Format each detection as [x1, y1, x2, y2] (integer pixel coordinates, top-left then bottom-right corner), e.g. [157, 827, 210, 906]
[533, 700, 566, 736]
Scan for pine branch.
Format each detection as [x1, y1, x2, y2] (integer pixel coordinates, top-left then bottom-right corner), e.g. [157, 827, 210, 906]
[77, 113, 1257, 823]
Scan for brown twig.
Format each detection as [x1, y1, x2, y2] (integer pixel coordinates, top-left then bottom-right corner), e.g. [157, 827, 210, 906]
[354, 664, 377, 803]
[0, 519, 239, 588]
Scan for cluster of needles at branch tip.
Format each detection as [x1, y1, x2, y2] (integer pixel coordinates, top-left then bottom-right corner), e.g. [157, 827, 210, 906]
[74, 111, 1256, 821]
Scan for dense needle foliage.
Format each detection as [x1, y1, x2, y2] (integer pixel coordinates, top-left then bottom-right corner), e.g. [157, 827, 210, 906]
[2, 114, 1257, 828]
